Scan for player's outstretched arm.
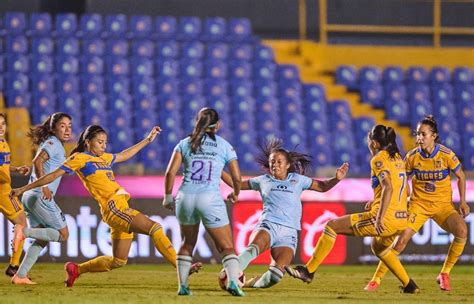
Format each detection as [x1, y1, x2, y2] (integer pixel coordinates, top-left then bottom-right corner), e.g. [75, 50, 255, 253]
[11, 168, 66, 197]
[221, 170, 250, 190]
[115, 126, 161, 163]
[309, 162, 349, 192]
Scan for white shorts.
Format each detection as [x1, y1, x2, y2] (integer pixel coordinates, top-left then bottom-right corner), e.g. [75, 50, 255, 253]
[22, 191, 67, 230]
[175, 191, 229, 228]
[254, 220, 298, 253]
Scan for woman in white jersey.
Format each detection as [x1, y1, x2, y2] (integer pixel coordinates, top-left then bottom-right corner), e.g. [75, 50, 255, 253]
[222, 138, 349, 288]
[163, 108, 243, 296]
[11, 112, 72, 284]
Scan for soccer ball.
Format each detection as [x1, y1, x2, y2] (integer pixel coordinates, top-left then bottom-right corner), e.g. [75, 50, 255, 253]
[218, 269, 246, 290]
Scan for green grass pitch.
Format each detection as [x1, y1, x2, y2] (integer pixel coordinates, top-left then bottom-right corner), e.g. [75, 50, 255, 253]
[0, 264, 473, 303]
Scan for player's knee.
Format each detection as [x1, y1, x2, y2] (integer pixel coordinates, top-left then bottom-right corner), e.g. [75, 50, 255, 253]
[111, 257, 127, 269]
[452, 221, 468, 239]
[59, 230, 69, 241]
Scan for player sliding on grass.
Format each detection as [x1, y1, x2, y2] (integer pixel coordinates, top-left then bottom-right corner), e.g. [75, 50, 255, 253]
[0, 113, 31, 277]
[365, 116, 468, 292]
[163, 108, 244, 296]
[11, 124, 201, 287]
[221, 138, 348, 289]
[286, 125, 420, 293]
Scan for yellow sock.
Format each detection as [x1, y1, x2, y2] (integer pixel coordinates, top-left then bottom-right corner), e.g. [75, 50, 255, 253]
[370, 249, 398, 283]
[149, 223, 177, 267]
[440, 237, 466, 274]
[10, 238, 25, 266]
[78, 256, 114, 274]
[306, 226, 337, 273]
[378, 249, 410, 286]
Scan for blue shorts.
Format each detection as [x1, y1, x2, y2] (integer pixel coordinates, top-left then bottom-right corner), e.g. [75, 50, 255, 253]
[22, 191, 67, 230]
[254, 220, 298, 253]
[175, 191, 229, 228]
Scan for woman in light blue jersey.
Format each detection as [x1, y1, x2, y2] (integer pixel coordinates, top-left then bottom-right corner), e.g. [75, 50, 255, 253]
[222, 138, 349, 289]
[163, 108, 243, 296]
[11, 112, 72, 284]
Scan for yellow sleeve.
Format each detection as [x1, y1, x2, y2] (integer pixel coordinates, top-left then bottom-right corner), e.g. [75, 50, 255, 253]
[60, 153, 84, 174]
[101, 153, 116, 166]
[370, 155, 389, 181]
[447, 151, 461, 172]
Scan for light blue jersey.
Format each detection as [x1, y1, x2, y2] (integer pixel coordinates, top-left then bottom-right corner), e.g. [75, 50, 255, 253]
[28, 136, 65, 195]
[249, 173, 313, 230]
[175, 134, 237, 194]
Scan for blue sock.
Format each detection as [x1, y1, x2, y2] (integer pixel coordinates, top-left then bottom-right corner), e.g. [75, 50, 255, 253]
[23, 228, 61, 242]
[238, 244, 259, 271]
[17, 241, 45, 278]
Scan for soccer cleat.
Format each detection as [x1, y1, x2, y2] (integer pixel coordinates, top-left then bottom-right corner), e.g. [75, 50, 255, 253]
[64, 262, 80, 287]
[177, 285, 192, 296]
[12, 224, 25, 253]
[189, 262, 203, 275]
[243, 275, 261, 288]
[436, 273, 452, 291]
[400, 279, 420, 294]
[5, 264, 19, 277]
[11, 274, 37, 285]
[364, 280, 380, 291]
[284, 265, 314, 283]
[227, 280, 245, 297]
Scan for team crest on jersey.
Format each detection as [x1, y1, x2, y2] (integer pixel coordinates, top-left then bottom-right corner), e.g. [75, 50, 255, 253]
[415, 162, 422, 168]
[375, 161, 383, 168]
[435, 160, 443, 169]
[395, 163, 403, 169]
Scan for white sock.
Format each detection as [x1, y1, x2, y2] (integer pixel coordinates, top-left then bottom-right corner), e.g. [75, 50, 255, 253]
[222, 254, 240, 288]
[238, 244, 259, 271]
[253, 266, 283, 288]
[177, 255, 192, 288]
[23, 228, 62, 242]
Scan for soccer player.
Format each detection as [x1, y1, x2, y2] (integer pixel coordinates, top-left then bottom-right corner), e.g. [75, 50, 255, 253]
[11, 113, 72, 284]
[221, 138, 349, 289]
[286, 125, 420, 293]
[0, 113, 31, 277]
[11, 124, 199, 287]
[365, 115, 468, 292]
[162, 108, 244, 296]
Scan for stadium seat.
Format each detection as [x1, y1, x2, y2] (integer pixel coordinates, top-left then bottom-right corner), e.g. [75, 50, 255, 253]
[79, 14, 103, 37]
[107, 76, 130, 95]
[277, 65, 300, 81]
[181, 41, 204, 59]
[385, 99, 409, 125]
[406, 66, 428, 83]
[180, 60, 203, 79]
[7, 55, 29, 73]
[107, 58, 130, 76]
[132, 40, 154, 58]
[57, 76, 79, 94]
[230, 44, 253, 61]
[29, 13, 52, 36]
[178, 17, 201, 41]
[360, 84, 384, 108]
[254, 45, 275, 62]
[55, 13, 78, 37]
[31, 56, 53, 74]
[32, 74, 54, 94]
[432, 83, 453, 104]
[155, 16, 177, 40]
[229, 60, 252, 79]
[181, 79, 203, 97]
[205, 79, 228, 97]
[201, 17, 226, 42]
[82, 75, 105, 95]
[227, 18, 253, 42]
[384, 83, 406, 102]
[57, 38, 80, 56]
[359, 66, 382, 87]
[105, 14, 128, 38]
[82, 38, 106, 56]
[6, 35, 28, 54]
[335, 65, 358, 90]
[452, 67, 473, 86]
[31, 37, 54, 55]
[82, 56, 105, 75]
[130, 58, 154, 77]
[206, 43, 229, 60]
[107, 39, 129, 57]
[383, 66, 404, 84]
[156, 40, 179, 59]
[129, 15, 152, 38]
[430, 66, 450, 84]
[156, 59, 179, 78]
[4, 12, 27, 35]
[205, 60, 227, 79]
[253, 61, 276, 81]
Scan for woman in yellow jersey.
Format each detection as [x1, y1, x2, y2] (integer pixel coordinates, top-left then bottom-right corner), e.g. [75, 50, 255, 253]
[286, 125, 419, 293]
[0, 113, 31, 276]
[11, 124, 200, 287]
[365, 115, 468, 292]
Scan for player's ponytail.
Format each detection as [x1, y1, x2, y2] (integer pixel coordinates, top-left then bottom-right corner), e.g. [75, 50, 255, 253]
[70, 125, 106, 156]
[419, 114, 440, 143]
[189, 107, 219, 154]
[369, 125, 400, 158]
[256, 138, 312, 175]
[28, 112, 72, 146]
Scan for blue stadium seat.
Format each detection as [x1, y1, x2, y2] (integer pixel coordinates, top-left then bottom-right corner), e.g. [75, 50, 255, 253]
[201, 17, 226, 42]
[434, 101, 456, 123]
[253, 61, 276, 81]
[454, 84, 474, 103]
[134, 95, 157, 114]
[132, 76, 155, 97]
[32, 93, 57, 124]
[82, 38, 105, 56]
[57, 38, 80, 56]
[385, 99, 409, 125]
[227, 18, 252, 42]
[108, 127, 134, 152]
[57, 75, 79, 94]
[105, 14, 127, 38]
[207, 95, 231, 112]
[82, 56, 104, 75]
[230, 44, 253, 61]
[452, 67, 473, 86]
[6, 73, 29, 94]
[180, 60, 203, 79]
[406, 66, 428, 83]
[206, 43, 229, 60]
[79, 14, 103, 37]
[384, 83, 406, 102]
[32, 74, 54, 94]
[106, 39, 129, 57]
[82, 75, 104, 95]
[463, 152, 474, 171]
[430, 66, 450, 85]
[359, 66, 382, 87]
[182, 96, 206, 130]
[156, 40, 179, 59]
[432, 83, 453, 104]
[304, 83, 326, 101]
[132, 40, 154, 58]
[156, 59, 179, 78]
[107, 76, 130, 96]
[181, 41, 204, 59]
[277, 65, 299, 81]
[336, 65, 358, 90]
[6, 35, 28, 54]
[4, 12, 27, 35]
[354, 116, 376, 140]
[254, 80, 277, 98]
[157, 94, 182, 112]
[107, 58, 130, 76]
[442, 132, 461, 154]
[5, 92, 31, 108]
[229, 60, 251, 79]
[7, 55, 29, 73]
[178, 17, 201, 41]
[55, 13, 78, 37]
[156, 77, 179, 96]
[383, 66, 404, 84]
[131, 58, 153, 77]
[360, 84, 384, 108]
[438, 119, 458, 138]
[205, 78, 228, 97]
[180, 79, 203, 97]
[31, 56, 53, 74]
[31, 37, 53, 55]
[129, 15, 152, 38]
[254, 45, 275, 62]
[29, 13, 52, 36]
[58, 93, 83, 129]
[155, 16, 177, 40]
[410, 99, 433, 128]
[407, 83, 430, 102]
[139, 141, 164, 170]
[108, 93, 132, 114]
[230, 80, 253, 99]
[278, 80, 301, 99]
[280, 97, 302, 114]
[205, 60, 227, 79]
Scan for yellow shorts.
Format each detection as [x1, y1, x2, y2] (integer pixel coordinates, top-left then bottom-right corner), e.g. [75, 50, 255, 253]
[0, 193, 24, 221]
[350, 210, 407, 241]
[407, 200, 458, 232]
[101, 194, 140, 240]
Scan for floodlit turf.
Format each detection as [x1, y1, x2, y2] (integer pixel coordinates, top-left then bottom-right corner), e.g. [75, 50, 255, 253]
[0, 264, 473, 303]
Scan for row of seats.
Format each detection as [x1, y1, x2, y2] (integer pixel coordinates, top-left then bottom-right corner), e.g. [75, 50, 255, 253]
[1, 12, 254, 42]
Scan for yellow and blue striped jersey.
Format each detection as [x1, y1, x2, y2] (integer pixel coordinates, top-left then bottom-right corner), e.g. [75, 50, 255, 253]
[405, 144, 461, 204]
[370, 150, 408, 215]
[0, 139, 12, 195]
[61, 152, 125, 205]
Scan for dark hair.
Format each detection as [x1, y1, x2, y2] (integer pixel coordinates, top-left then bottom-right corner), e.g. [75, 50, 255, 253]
[70, 125, 107, 155]
[190, 107, 219, 154]
[418, 114, 440, 143]
[369, 125, 400, 158]
[256, 138, 312, 175]
[0, 113, 6, 121]
[28, 112, 72, 146]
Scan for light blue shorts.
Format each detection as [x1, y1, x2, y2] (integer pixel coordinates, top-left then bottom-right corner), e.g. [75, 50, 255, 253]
[254, 220, 298, 253]
[175, 191, 229, 228]
[22, 191, 67, 230]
